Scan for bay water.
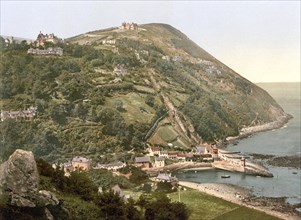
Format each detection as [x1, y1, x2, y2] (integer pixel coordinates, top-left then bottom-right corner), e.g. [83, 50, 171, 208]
[176, 82, 301, 204]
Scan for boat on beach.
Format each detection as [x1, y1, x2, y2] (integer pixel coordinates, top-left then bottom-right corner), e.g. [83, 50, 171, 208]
[221, 175, 231, 178]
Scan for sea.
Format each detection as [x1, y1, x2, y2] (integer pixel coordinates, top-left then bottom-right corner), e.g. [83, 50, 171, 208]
[176, 82, 301, 205]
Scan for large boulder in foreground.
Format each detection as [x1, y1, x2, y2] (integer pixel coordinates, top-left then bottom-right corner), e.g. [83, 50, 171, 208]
[0, 149, 59, 219]
[0, 150, 39, 197]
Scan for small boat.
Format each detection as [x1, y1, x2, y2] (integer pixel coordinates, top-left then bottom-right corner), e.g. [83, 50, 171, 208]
[292, 172, 297, 175]
[221, 175, 231, 178]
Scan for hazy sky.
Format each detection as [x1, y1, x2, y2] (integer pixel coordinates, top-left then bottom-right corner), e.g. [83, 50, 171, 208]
[1, 1, 300, 82]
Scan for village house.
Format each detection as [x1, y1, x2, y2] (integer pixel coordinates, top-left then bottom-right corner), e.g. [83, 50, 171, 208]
[148, 146, 161, 156]
[176, 153, 186, 161]
[135, 156, 151, 169]
[119, 22, 138, 30]
[71, 156, 92, 171]
[159, 151, 168, 159]
[195, 146, 206, 154]
[205, 144, 219, 159]
[185, 153, 194, 162]
[94, 161, 126, 171]
[102, 39, 116, 45]
[35, 31, 64, 47]
[192, 154, 204, 162]
[0, 106, 37, 122]
[167, 152, 178, 160]
[27, 47, 63, 56]
[155, 173, 178, 185]
[154, 157, 165, 168]
[62, 161, 73, 176]
[113, 64, 127, 76]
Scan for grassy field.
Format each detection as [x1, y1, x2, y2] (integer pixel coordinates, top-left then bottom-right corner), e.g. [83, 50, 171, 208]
[121, 188, 281, 220]
[157, 125, 178, 142]
[149, 122, 192, 149]
[106, 92, 156, 124]
[168, 190, 281, 220]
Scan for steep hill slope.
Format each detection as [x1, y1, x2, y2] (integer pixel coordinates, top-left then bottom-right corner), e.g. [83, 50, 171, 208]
[0, 23, 290, 163]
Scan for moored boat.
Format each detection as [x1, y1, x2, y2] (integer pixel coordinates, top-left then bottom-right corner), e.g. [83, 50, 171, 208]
[221, 175, 231, 178]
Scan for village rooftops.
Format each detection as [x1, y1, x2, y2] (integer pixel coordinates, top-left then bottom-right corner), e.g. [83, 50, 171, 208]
[63, 161, 72, 167]
[135, 156, 151, 163]
[72, 156, 91, 163]
[95, 161, 126, 169]
[151, 147, 161, 152]
[155, 157, 165, 161]
[156, 173, 178, 183]
[196, 146, 206, 154]
[177, 153, 186, 158]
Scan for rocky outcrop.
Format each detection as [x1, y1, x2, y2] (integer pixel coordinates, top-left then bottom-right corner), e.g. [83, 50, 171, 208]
[0, 149, 59, 219]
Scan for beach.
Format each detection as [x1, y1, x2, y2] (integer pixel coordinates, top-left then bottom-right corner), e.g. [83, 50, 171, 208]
[179, 181, 300, 220]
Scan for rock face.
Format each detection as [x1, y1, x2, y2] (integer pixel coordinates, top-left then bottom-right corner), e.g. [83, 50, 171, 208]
[0, 149, 59, 218]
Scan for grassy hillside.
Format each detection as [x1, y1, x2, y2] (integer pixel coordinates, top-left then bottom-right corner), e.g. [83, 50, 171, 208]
[0, 23, 287, 162]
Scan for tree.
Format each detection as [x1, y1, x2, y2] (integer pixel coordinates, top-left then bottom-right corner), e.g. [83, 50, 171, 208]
[115, 99, 125, 112]
[128, 167, 149, 185]
[155, 181, 175, 193]
[145, 95, 155, 107]
[68, 170, 98, 201]
[0, 36, 6, 52]
[96, 189, 127, 220]
[140, 183, 152, 193]
[125, 198, 142, 220]
[144, 194, 189, 220]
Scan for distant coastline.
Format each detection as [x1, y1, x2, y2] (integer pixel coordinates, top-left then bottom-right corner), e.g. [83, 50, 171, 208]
[226, 113, 292, 143]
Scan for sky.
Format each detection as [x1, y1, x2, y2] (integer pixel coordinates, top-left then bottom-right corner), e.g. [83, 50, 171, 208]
[1, 1, 300, 83]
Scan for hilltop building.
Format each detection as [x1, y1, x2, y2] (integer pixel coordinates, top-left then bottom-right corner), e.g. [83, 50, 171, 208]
[35, 31, 64, 47]
[0, 106, 37, 122]
[119, 22, 138, 30]
[27, 47, 63, 56]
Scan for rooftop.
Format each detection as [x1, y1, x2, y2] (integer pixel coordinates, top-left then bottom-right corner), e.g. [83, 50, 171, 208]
[135, 156, 150, 163]
[155, 157, 165, 161]
[72, 156, 91, 163]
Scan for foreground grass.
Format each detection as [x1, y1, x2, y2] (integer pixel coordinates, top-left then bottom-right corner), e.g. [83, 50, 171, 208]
[168, 189, 281, 220]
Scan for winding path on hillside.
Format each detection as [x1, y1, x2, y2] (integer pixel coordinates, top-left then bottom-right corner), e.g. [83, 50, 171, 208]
[148, 69, 202, 145]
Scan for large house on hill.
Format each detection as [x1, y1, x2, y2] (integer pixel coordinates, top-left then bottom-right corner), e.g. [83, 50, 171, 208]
[35, 31, 64, 47]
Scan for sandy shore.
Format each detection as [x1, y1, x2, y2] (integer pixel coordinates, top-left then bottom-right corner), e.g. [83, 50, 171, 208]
[179, 181, 300, 220]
